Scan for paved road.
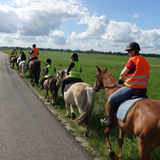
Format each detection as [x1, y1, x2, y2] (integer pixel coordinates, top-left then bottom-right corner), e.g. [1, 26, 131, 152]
[0, 52, 93, 160]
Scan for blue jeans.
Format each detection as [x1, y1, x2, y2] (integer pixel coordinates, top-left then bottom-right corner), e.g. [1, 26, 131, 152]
[108, 86, 147, 103]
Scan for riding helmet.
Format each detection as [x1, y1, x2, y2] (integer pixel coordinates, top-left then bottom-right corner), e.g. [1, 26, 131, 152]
[125, 42, 140, 51]
[46, 58, 51, 63]
[32, 44, 36, 47]
[70, 53, 78, 59]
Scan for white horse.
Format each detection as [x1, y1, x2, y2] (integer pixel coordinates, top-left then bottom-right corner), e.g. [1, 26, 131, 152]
[56, 70, 94, 137]
[16, 57, 21, 69]
[19, 61, 27, 78]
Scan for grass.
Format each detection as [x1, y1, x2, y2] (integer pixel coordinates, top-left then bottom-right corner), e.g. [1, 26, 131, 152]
[2, 48, 160, 160]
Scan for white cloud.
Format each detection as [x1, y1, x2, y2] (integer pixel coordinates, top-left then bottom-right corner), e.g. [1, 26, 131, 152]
[0, 0, 160, 54]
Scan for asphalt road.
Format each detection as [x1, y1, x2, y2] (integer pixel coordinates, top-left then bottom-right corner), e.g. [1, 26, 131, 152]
[0, 52, 93, 160]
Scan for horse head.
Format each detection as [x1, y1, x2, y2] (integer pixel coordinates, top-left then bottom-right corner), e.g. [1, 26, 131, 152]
[93, 66, 108, 92]
[56, 70, 67, 87]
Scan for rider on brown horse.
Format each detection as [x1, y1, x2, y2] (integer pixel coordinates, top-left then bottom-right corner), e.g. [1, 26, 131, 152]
[101, 42, 150, 129]
[40, 58, 56, 90]
[60, 53, 83, 97]
[10, 49, 17, 61]
[27, 44, 39, 69]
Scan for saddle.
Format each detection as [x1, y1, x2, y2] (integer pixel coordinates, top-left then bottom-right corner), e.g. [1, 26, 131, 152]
[64, 79, 83, 92]
[129, 90, 148, 99]
[64, 83, 74, 92]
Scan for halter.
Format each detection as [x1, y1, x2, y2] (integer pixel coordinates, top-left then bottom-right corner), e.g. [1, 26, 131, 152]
[95, 72, 118, 91]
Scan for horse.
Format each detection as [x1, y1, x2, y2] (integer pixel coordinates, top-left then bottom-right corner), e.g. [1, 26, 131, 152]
[93, 66, 160, 160]
[42, 69, 59, 106]
[17, 57, 21, 69]
[56, 70, 95, 137]
[28, 59, 40, 86]
[10, 57, 18, 69]
[19, 61, 27, 78]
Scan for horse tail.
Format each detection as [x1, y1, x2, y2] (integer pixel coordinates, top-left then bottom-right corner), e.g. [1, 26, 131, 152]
[75, 87, 94, 126]
[33, 60, 40, 85]
[22, 62, 25, 77]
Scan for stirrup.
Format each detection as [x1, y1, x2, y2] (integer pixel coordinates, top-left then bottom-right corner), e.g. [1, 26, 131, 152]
[100, 117, 108, 126]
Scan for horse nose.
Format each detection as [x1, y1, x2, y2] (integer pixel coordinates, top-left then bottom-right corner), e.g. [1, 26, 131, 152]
[93, 86, 98, 92]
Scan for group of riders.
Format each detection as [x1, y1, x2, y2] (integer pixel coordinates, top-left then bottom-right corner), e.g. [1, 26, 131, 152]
[10, 42, 150, 129]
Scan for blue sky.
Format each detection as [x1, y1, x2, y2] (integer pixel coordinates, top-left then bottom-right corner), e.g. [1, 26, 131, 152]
[0, 0, 160, 54]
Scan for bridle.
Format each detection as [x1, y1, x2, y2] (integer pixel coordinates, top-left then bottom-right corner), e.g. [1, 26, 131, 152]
[94, 72, 118, 91]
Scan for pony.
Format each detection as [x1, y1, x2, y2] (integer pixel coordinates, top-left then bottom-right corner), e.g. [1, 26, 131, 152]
[42, 69, 59, 106]
[93, 66, 160, 160]
[44, 77, 59, 106]
[10, 57, 17, 69]
[16, 57, 21, 69]
[28, 59, 40, 86]
[56, 70, 95, 137]
[19, 61, 27, 78]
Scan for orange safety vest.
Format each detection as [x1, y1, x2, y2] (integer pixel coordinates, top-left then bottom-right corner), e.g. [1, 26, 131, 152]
[31, 48, 39, 58]
[124, 55, 150, 89]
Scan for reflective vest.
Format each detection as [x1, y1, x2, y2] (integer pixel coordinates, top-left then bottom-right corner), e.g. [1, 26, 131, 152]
[31, 48, 39, 58]
[124, 55, 150, 89]
[13, 51, 17, 57]
[69, 61, 81, 78]
[45, 64, 56, 78]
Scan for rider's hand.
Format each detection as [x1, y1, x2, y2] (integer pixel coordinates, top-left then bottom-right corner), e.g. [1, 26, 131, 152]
[118, 79, 124, 84]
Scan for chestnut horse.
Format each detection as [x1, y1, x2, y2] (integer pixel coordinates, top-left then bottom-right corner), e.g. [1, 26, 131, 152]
[42, 70, 59, 106]
[56, 70, 94, 137]
[93, 66, 160, 160]
[28, 59, 40, 86]
[10, 57, 17, 69]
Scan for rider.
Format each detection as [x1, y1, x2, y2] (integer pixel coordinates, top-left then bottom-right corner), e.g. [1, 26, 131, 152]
[27, 44, 39, 69]
[60, 52, 83, 97]
[39, 58, 56, 90]
[10, 49, 17, 61]
[101, 42, 150, 129]
[21, 51, 26, 61]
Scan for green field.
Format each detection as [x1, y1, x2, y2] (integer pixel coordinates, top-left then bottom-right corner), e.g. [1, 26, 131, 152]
[2, 49, 160, 160]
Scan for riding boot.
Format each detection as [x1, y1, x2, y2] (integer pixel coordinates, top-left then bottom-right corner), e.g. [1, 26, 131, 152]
[39, 80, 44, 90]
[101, 102, 117, 129]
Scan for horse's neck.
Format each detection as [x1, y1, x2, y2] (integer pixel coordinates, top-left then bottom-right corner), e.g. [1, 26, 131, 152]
[103, 72, 120, 98]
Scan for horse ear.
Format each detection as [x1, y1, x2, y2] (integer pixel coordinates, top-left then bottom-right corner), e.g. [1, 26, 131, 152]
[103, 66, 108, 73]
[96, 66, 101, 72]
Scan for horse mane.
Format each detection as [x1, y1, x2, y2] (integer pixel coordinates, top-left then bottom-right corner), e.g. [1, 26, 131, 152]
[59, 70, 67, 81]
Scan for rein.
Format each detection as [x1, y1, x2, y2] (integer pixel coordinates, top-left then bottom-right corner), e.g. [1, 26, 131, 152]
[95, 72, 118, 91]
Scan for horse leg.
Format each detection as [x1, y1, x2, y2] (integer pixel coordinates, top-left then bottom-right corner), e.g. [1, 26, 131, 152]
[104, 127, 116, 159]
[45, 90, 49, 101]
[65, 102, 70, 118]
[138, 136, 154, 160]
[70, 104, 76, 120]
[118, 128, 124, 160]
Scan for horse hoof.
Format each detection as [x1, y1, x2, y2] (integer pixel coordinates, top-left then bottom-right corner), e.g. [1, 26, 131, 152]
[71, 113, 76, 120]
[109, 150, 115, 159]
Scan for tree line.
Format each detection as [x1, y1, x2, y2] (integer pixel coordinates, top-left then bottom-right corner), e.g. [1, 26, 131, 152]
[0, 46, 159, 58]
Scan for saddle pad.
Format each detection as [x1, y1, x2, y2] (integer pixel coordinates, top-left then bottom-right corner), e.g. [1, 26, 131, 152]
[116, 98, 145, 122]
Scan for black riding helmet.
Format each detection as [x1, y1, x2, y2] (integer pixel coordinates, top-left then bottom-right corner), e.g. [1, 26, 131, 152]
[32, 44, 36, 47]
[125, 42, 140, 51]
[70, 53, 78, 59]
[46, 58, 51, 64]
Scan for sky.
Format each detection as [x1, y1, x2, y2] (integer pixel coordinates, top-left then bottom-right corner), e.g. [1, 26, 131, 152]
[0, 0, 160, 54]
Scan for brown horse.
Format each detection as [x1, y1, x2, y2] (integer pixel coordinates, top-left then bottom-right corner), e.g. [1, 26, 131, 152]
[10, 57, 17, 69]
[42, 70, 59, 106]
[93, 66, 160, 160]
[28, 59, 40, 86]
